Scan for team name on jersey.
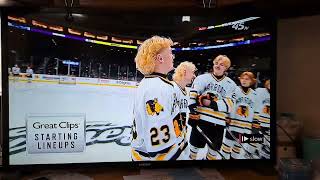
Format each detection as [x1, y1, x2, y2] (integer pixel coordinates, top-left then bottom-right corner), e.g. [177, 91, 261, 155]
[171, 93, 179, 114]
[236, 97, 254, 108]
[263, 98, 270, 104]
[204, 83, 226, 97]
[178, 99, 188, 110]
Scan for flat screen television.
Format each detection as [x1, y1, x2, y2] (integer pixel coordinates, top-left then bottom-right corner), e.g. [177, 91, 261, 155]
[1, 8, 276, 168]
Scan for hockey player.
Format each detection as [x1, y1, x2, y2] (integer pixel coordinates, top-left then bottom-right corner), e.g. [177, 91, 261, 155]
[172, 61, 197, 159]
[188, 55, 237, 160]
[131, 36, 187, 161]
[255, 79, 271, 159]
[219, 71, 260, 159]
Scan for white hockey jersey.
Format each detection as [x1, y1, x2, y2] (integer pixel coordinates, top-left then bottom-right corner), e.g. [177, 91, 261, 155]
[255, 88, 270, 128]
[131, 74, 187, 161]
[173, 82, 189, 144]
[190, 73, 237, 126]
[229, 87, 258, 134]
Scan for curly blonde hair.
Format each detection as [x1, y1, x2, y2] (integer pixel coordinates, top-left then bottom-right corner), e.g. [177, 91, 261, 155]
[213, 55, 231, 69]
[135, 36, 173, 75]
[239, 71, 257, 85]
[173, 61, 196, 82]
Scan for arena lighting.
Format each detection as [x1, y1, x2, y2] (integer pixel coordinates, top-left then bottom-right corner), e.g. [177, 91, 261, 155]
[8, 21, 270, 51]
[52, 32, 65, 37]
[8, 16, 26, 23]
[8, 22, 30, 30]
[122, 39, 134, 44]
[97, 35, 108, 41]
[86, 39, 137, 49]
[32, 20, 47, 29]
[198, 17, 260, 31]
[182, 16, 190, 22]
[172, 36, 271, 51]
[84, 32, 95, 38]
[72, 13, 86, 18]
[231, 37, 245, 42]
[111, 37, 122, 43]
[137, 40, 144, 45]
[216, 40, 226, 43]
[62, 60, 79, 66]
[49, 25, 64, 32]
[252, 32, 270, 37]
[111, 37, 134, 44]
[68, 28, 82, 36]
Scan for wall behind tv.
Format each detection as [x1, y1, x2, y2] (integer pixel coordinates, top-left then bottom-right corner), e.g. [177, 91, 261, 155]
[277, 14, 320, 137]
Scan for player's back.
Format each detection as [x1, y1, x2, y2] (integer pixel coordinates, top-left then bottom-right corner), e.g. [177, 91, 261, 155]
[132, 74, 186, 161]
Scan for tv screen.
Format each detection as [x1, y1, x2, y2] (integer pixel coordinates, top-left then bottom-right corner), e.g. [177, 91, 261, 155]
[4, 12, 275, 165]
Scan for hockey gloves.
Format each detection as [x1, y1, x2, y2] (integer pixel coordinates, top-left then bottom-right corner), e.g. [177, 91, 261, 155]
[188, 103, 200, 128]
[197, 93, 219, 111]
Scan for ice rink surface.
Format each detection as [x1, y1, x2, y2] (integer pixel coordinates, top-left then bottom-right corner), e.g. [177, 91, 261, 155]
[9, 81, 135, 164]
[9, 80, 208, 165]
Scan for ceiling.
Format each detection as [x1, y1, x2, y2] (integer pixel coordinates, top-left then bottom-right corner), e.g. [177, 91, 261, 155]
[7, 0, 320, 17]
[10, 0, 253, 10]
[4, 0, 320, 40]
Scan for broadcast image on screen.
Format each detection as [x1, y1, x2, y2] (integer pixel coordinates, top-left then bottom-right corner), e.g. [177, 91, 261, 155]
[7, 14, 272, 165]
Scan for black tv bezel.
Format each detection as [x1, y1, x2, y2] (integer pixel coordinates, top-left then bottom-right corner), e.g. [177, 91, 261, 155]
[1, 6, 278, 170]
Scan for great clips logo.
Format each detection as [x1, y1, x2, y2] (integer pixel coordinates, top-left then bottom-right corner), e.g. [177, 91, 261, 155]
[32, 122, 80, 130]
[26, 115, 85, 154]
[9, 122, 131, 155]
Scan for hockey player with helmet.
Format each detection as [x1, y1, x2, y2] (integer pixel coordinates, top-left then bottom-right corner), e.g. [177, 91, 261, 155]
[188, 55, 237, 160]
[219, 71, 260, 159]
[255, 79, 271, 159]
[172, 61, 197, 159]
[131, 36, 187, 161]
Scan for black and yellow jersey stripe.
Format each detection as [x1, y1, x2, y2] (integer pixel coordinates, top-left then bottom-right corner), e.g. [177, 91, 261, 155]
[232, 145, 241, 154]
[219, 97, 234, 113]
[175, 83, 187, 96]
[221, 143, 231, 154]
[189, 90, 198, 105]
[228, 118, 252, 134]
[132, 140, 188, 161]
[197, 106, 227, 126]
[257, 115, 270, 128]
[144, 73, 174, 87]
